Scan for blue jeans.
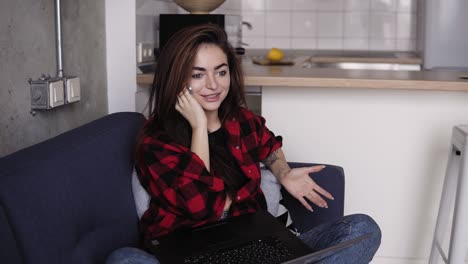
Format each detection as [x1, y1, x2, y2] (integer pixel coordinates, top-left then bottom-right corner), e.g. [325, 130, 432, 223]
[298, 214, 381, 264]
[105, 213, 381, 264]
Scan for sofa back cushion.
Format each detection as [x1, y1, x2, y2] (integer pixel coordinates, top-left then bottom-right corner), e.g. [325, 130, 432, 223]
[0, 205, 22, 263]
[0, 112, 145, 264]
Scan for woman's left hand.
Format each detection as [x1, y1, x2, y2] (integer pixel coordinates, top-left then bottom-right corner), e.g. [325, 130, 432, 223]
[279, 165, 334, 211]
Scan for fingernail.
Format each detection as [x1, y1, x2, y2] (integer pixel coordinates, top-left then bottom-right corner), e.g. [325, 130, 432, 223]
[321, 165, 326, 168]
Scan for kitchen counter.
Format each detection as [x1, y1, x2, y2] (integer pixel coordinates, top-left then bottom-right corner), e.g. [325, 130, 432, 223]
[137, 53, 468, 91]
[242, 59, 468, 91]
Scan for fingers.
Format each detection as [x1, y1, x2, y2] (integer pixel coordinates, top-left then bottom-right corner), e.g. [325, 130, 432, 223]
[286, 165, 337, 212]
[175, 89, 189, 118]
[297, 196, 313, 212]
[313, 184, 334, 200]
[178, 87, 190, 101]
[305, 165, 335, 201]
[306, 165, 326, 173]
[304, 191, 328, 209]
[176, 87, 192, 109]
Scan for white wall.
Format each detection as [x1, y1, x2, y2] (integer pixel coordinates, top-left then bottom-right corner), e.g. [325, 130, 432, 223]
[105, 0, 136, 113]
[262, 87, 468, 263]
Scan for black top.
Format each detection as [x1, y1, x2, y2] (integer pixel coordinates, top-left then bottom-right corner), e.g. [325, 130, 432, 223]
[208, 127, 247, 200]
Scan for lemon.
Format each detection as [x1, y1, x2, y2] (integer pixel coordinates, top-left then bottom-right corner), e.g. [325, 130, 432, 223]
[267, 47, 284, 62]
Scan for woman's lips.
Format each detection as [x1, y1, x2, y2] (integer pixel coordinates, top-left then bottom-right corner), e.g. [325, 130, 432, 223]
[201, 93, 221, 102]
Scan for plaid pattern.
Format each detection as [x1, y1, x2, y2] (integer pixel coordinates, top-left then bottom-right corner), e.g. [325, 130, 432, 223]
[136, 108, 282, 246]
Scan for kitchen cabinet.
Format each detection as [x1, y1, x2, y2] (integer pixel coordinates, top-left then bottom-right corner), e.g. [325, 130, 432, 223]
[262, 85, 468, 263]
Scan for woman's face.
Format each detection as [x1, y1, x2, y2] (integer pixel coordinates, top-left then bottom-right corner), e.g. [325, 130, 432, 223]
[189, 44, 230, 114]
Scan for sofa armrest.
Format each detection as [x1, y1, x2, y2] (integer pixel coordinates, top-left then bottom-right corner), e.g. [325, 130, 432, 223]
[0, 112, 145, 264]
[281, 162, 345, 234]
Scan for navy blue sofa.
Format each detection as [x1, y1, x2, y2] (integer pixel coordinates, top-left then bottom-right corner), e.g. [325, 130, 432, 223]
[0, 112, 344, 264]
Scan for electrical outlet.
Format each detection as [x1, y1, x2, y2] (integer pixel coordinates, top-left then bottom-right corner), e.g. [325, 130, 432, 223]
[65, 77, 80, 103]
[30, 75, 80, 110]
[49, 80, 65, 108]
[137, 42, 156, 64]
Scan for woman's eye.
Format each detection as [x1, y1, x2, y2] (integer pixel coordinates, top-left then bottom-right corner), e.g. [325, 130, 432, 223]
[192, 73, 203, 79]
[217, 70, 227, 77]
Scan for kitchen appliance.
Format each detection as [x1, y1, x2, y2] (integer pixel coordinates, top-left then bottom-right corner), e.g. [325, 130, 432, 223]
[159, 14, 243, 54]
[423, 0, 468, 69]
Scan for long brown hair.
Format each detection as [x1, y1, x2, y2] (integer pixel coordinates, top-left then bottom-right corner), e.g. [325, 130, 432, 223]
[146, 23, 246, 147]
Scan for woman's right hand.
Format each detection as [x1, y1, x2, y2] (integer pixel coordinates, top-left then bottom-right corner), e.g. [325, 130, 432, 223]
[175, 87, 207, 130]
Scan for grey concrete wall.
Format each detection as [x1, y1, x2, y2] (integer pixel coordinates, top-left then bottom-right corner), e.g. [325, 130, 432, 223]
[0, 0, 108, 157]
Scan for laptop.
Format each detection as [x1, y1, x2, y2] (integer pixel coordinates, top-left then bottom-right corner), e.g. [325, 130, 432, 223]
[150, 210, 370, 264]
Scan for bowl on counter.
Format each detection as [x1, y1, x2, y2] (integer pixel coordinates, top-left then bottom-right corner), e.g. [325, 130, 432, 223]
[174, 0, 226, 14]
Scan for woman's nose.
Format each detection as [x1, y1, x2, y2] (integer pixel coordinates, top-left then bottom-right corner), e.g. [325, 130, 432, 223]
[205, 74, 218, 90]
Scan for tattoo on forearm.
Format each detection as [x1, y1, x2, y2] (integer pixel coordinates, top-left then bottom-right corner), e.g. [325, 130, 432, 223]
[263, 149, 279, 168]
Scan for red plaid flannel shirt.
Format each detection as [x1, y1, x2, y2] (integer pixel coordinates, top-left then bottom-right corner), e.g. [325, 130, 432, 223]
[135, 108, 282, 246]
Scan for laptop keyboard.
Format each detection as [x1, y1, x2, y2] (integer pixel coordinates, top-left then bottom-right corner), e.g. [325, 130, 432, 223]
[184, 236, 295, 264]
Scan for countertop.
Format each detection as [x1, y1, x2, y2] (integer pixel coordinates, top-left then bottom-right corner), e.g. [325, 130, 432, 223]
[137, 51, 468, 91]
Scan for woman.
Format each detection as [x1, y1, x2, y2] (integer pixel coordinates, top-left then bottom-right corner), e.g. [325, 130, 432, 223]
[107, 24, 381, 264]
